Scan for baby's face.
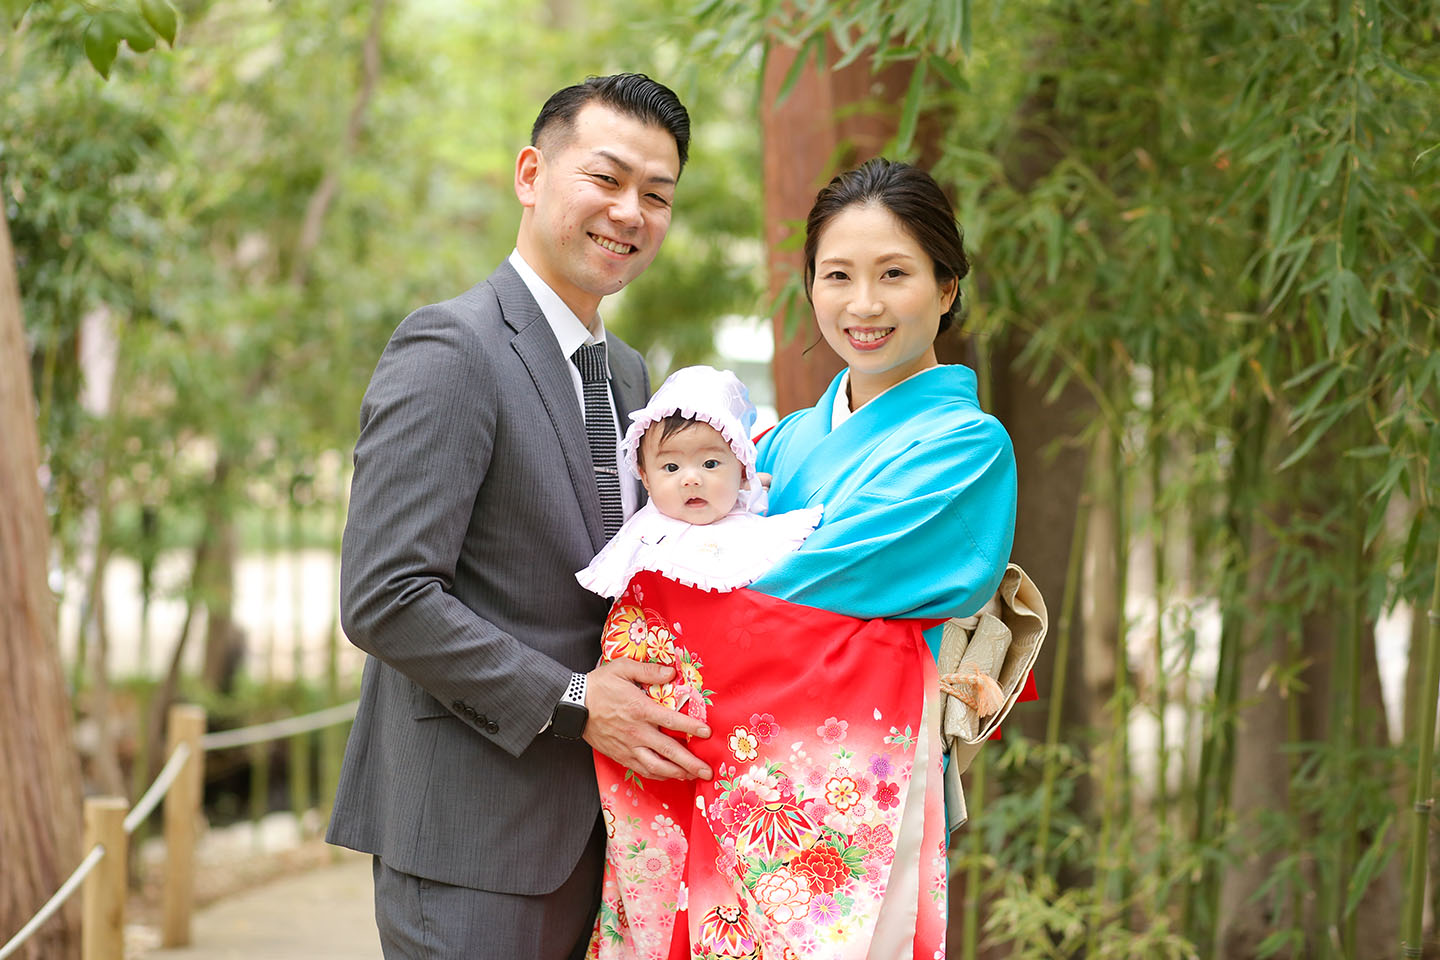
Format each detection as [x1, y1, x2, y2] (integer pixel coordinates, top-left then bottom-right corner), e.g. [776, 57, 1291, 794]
[638, 421, 744, 525]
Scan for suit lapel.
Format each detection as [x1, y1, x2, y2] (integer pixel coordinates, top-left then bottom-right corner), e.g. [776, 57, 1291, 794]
[493, 264, 607, 553]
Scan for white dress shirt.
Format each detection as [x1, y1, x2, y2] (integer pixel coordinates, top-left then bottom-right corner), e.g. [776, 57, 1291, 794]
[508, 250, 639, 520]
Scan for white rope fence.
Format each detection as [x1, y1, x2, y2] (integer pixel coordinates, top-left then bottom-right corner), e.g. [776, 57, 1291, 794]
[0, 699, 358, 959]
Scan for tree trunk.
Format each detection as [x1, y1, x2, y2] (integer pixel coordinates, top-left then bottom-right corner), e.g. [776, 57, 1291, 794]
[759, 41, 916, 417]
[0, 209, 83, 958]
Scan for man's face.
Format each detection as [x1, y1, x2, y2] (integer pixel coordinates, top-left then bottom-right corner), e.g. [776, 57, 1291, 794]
[515, 103, 680, 326]
[638, 421, 744, 526]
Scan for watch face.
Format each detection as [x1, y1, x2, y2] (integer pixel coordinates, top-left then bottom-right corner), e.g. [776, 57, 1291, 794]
[553, 701, 589, 739]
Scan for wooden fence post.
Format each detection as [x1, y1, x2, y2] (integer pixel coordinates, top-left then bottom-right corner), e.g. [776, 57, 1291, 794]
[162, 704, 206, 948]
[81, 796, 127, 960]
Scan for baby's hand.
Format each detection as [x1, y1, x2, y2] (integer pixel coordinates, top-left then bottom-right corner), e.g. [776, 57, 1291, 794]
[757, 472, 772, 490]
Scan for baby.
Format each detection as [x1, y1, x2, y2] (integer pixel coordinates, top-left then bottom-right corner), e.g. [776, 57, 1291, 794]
[577, 365, 822, 603]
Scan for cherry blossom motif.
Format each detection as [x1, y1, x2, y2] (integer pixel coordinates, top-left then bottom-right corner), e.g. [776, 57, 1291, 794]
[714, 836, 740, 877]
[652, 814, 678, 835]
[749, 712, 781, 743]
[751, 866, 813, 924]
[868, 752, 895, 778]
[873, 780, 901, 810]
[715, 786, 765, 833]
[825, 775, 860, 811]
[728, 726, 760, 762]
[602, 805, 616, 840]
[627, 845, 673, 883]
[732, 766, 782, 801]
[817, 716, 849, 743]
[661, 833, 687, 863]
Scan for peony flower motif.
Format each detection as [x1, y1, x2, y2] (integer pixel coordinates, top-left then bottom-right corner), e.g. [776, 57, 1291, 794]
[749, 712, 781, 743]
[792, 842, 850, 895]
[729, 726, 760, 762]
[807, 893, 841, 926]
[817, 716, 849, 743]
[751, 866, 813, 924]
[825, 775, 860, 811]
[873, 781, 901, 810]
[868, 753, 894, 779]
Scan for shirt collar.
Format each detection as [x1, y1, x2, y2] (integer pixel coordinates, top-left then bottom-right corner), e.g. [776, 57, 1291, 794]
[508, 249, 609, 366]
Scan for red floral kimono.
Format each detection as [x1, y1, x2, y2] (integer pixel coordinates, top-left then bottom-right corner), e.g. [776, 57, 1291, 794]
[589, 572, 948, 960]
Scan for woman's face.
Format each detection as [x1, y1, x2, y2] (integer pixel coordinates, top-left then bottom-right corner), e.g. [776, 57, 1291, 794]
[810, 203, 956, 407]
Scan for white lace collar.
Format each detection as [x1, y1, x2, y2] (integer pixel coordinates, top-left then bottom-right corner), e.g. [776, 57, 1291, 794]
[576, 502, 823, 598]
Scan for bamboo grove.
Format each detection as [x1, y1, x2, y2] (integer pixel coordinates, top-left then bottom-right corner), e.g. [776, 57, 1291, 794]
[700, 0, 1440, 956]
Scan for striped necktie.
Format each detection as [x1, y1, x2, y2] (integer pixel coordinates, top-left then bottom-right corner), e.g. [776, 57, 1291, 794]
[571, 342, 624, 539]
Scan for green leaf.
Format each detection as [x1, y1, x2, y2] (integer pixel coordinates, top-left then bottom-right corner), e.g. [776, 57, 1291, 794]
[927, 53, 967, 91]
[1345, 815, 1394, 917]
[775, 34, 821, 107]
[1324, 271, 1345, 353]
[140, 0, 177, 46]
[894, 55, 927, 155]
[1278, 404, 1347, 471]
[113, 10, 155, 52]
[960, 0, 971, 57]
[1339, 268, 1379, 332]
[84, 16, 120, 79]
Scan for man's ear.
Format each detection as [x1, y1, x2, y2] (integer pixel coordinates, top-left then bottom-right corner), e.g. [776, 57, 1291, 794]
[514, 145, 543, 207]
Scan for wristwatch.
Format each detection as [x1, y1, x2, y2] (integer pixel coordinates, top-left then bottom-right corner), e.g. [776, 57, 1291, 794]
[550, 672, 589, 739]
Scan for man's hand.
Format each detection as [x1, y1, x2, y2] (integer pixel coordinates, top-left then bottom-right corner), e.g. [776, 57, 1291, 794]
[584, 659, 712, 781]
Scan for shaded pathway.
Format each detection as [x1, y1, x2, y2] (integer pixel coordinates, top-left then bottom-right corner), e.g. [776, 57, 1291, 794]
[142, 848, 379, 959]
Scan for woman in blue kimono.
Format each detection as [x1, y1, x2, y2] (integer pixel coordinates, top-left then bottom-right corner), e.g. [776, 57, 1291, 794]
[587, 159, 1015, 960]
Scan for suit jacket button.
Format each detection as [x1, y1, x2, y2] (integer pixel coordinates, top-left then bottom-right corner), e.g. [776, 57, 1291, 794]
[485, 720, 500, 734]
[452, 699, 464, 711]
[476, 714, 488, 725]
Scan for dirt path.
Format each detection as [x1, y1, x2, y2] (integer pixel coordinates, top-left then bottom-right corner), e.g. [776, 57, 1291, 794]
[137, 848, 378, 959]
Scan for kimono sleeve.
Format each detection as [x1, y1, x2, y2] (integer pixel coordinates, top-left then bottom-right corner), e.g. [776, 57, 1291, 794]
[749, 414, 1016, 622]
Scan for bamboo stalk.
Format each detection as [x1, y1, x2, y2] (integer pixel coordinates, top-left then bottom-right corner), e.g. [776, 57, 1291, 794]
[1033, 483, 1093, 881]
[1401, 539, 1440, 957]
[1339, 438, 1365, 957]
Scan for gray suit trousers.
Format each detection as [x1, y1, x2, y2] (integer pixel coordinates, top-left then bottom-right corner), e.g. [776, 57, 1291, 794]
[372, 818, 604, 960]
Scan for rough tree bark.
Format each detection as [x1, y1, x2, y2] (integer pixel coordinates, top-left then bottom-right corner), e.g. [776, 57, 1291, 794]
[0, 210, 83, 958]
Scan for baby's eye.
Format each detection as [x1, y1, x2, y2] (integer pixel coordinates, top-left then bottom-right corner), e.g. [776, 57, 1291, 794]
[662, 463, 679, 473]
[703, 459, 721, 469]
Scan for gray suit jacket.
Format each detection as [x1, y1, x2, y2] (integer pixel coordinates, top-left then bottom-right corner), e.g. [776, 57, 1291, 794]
[327, 261, 649, 895]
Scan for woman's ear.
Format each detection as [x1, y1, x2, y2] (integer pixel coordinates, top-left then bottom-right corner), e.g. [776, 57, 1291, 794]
[940, 277, 959, 315]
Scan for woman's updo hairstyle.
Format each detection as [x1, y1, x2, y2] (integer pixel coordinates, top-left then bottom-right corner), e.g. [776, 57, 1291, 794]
[802, 157, 969, 334]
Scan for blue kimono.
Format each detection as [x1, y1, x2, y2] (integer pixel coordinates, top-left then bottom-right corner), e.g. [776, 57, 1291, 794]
[752, 364, 1017, 656]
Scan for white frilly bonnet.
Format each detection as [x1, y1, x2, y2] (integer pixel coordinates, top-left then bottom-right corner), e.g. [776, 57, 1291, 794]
[620, 365, 766, 514]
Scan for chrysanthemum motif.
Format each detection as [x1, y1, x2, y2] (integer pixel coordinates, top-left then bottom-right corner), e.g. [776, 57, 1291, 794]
[602, 604, 647, 662]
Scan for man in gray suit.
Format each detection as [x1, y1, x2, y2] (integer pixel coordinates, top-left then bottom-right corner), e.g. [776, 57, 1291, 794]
[328, 74, 712, 960]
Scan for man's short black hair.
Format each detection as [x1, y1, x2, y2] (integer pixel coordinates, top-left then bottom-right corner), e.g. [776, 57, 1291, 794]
[531, 73, 691, 173]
